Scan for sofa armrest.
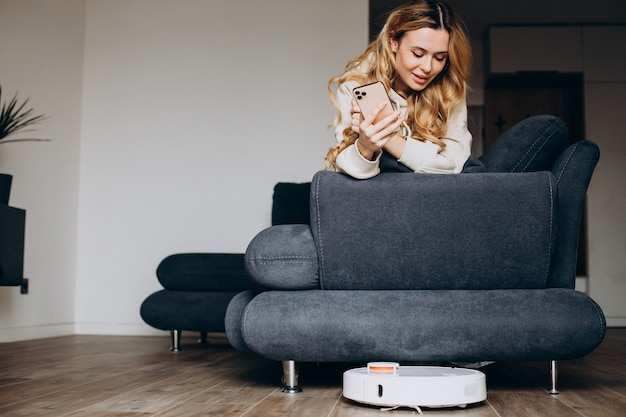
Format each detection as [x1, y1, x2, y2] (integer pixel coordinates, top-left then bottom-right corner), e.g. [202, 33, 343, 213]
[549, 140, 600, 287]
[310, 171, 557, 290]
[244, 224, 319, 290]
[156, 253, 264, 291]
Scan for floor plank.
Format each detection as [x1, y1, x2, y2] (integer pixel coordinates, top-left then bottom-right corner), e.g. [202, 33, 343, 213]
[0, 330, 623, 416]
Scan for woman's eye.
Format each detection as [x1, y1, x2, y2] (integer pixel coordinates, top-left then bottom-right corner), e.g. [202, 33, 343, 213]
[412, 52, 423, 58]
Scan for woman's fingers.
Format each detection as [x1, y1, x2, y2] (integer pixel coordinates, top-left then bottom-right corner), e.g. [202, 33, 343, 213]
[354, 100, 403, 153]
[351, 98, 361, 114]
[361, 101, 389, 125]
[361, 108, 402, 139]
[351, 98, 363, 133]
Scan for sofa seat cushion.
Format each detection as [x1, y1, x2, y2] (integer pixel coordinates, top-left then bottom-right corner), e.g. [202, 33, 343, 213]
[311, 171, 557, 290]
[238, 289, 605, 363]
[140, 289, 240, 331]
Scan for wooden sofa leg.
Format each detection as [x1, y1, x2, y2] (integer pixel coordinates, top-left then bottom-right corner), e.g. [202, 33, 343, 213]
[549, 360, 559, 394]
[170, 330, 182, 352]
[281, 360, 302, 393]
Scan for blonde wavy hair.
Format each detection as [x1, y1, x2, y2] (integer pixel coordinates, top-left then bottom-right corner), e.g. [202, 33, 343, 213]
[325, 0, 472, 169]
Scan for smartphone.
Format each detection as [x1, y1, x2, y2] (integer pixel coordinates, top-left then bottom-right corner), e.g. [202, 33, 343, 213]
[352, 81, 395, 124]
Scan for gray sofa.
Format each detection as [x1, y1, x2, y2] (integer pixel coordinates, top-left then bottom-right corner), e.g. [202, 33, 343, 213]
[225, 140, 606, 393]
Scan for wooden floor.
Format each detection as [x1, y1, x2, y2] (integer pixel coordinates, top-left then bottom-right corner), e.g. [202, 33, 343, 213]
[0, 329, 624, 417]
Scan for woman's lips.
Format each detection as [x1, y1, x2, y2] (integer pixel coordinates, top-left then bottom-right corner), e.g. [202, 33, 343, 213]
[412, 73, 429, 86]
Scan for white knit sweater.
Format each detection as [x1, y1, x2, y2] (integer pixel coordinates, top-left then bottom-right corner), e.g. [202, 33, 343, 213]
[332, 80, 472, 179]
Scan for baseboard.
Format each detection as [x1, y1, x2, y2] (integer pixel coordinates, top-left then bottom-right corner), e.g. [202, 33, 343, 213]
[605, 318, 626, 327]
[0, 323, 74, 343]
[1, 322, 222, 343]
[74, 322, 166, 336]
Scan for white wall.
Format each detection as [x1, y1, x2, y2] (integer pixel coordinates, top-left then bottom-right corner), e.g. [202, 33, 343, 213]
[5, 2, 617, 341]
[0, 0, 84, 342]
[0, 0, 368, 341]
[74, 0, 367, 335]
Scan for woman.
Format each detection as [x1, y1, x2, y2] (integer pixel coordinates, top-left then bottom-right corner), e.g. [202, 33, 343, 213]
[325, 0, 567, 178]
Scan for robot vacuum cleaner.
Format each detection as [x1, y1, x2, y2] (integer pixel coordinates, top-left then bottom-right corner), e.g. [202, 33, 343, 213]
[343, 362, 486, 413]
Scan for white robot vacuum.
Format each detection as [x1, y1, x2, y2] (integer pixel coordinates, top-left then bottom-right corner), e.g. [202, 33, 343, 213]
[343, 362, 486, 413]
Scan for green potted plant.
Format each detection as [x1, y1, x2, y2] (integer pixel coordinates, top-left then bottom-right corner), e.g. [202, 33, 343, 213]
[0, 85, 47, 204]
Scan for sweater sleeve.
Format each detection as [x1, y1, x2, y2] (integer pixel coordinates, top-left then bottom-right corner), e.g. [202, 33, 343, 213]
[397, 100, 472, 174]
[335, 142, 382, 179]
[332, 81, 356, 144]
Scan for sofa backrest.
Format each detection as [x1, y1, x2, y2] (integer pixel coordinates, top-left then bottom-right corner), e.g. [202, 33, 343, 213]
[271, 182, 311, 226]
[310, 171, 558, 290]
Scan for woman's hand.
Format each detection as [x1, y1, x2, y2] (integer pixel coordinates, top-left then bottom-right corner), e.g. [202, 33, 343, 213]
[351, 99, 403, 160]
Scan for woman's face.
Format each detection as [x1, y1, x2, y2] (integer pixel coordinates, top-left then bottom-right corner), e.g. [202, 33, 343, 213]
[389, 27, 450, 96]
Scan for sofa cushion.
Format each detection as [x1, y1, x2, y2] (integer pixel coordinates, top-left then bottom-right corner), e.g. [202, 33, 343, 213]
[244, 224, 319, 290]
[310, 171, 557, 290]
[239, 288, 606, 363]
[225, 290, 258, 352]
[156, 253, 263, 291]
[140, 289, 239, 331]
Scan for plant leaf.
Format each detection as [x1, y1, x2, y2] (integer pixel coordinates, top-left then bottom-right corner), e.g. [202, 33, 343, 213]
[0, 85, 47, 141]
